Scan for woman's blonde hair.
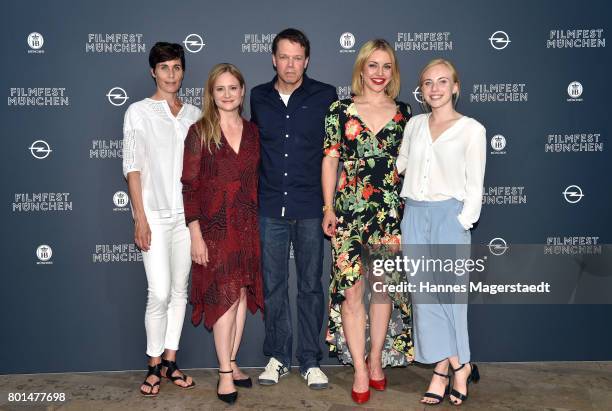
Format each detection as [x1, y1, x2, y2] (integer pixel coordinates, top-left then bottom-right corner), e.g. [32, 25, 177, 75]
[351, 39, 400, 99]
[418, 58, 460, 112]
[194, 63, 245, 152]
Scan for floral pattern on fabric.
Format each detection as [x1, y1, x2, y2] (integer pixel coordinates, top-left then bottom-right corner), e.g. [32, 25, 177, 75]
[323, 98, 414, 366]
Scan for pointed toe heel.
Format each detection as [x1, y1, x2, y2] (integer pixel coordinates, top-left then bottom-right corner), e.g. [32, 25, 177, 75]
[351, 388, 371, 404]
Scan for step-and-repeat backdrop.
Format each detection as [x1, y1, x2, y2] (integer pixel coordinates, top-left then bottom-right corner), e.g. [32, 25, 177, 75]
[2, 0, 611, 373]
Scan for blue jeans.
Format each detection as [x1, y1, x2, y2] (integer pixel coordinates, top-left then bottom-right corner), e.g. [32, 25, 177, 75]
[259, 216, 324, 373]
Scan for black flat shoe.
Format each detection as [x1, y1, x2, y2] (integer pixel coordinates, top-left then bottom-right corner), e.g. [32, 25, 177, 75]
[161, 357, 195, 389]
[218, 370, 238, 404]
[230, 359, 252, 388]
[140, 363, 162, 397]
[449, 363, 480, 406]
[421, 370, 451, 406]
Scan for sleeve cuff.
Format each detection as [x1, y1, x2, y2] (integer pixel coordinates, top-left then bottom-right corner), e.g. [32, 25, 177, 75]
[123, 167, 141, 178]
[457, 214, 472, 230]
[184, 215, 200, 225]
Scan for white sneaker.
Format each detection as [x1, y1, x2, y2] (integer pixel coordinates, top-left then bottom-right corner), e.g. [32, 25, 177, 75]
[301, 367, 328, 390]
[258, 357, 289, 385]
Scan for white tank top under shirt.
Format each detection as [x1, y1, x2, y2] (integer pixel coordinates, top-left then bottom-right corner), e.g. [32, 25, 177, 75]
[279, 92, 291, 106]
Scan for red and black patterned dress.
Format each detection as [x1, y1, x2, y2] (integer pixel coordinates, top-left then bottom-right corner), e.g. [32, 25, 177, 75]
[181, 119, 264, 330]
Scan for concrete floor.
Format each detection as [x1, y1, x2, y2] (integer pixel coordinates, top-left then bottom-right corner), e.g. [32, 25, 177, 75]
[1, 362, 611, 411]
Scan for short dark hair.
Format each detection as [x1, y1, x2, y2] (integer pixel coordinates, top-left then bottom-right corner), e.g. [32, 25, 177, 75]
[149, 42, 186, 71]
[272, 28, 310, 58]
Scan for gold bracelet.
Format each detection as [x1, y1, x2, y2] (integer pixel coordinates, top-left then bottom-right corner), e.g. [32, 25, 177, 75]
[322, 205, 334, 212]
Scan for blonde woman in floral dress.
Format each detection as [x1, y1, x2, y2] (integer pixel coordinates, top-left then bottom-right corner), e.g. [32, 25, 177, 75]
[321, 39, 413, 404]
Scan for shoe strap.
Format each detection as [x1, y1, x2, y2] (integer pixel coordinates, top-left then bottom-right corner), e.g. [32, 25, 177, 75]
[450, 388, 468, 401]
[433, 370, 450, 378]
[219, 369, 233, 374]
[423, 392, 444, 403]
[452, 363, 467, 373]
[230, 359, 236, 362]
[146, 363, 162, 378]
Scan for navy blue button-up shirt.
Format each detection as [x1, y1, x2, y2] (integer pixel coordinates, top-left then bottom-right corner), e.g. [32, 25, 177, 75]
[250, 75, 337, 219]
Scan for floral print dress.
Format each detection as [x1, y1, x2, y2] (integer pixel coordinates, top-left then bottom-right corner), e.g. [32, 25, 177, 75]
[323, 98, 414, 366]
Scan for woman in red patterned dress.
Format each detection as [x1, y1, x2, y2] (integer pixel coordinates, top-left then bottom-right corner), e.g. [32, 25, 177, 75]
[181, 63, 264, 404]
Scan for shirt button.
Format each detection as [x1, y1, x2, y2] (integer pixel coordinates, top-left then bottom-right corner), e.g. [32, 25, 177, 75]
[284, 153, 288, 157]
[284, 192, 288, 195]
[286, 115, 290, 119]
[284, 173, 288, 176]
[285, 134, 289, 138]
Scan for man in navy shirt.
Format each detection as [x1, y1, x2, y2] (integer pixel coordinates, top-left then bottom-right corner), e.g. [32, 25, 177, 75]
[250, 28, 337, 389]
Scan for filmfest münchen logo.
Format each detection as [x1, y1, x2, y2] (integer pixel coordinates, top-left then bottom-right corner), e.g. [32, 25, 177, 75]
[178, 87, 204, 106]
[547, 29, 605, 49]
[545, 236, 601, 255]
[482, 186, 526, 205]
[90, 139, 122, 159]
[36, 244, 53, 265]
[545, 132, 603, 153]
[337, 85, 352, 100]
[8, 88, 69, 107]
[92, 243, 142, 263]
[12, 193, 72, 212]
[86, 33, 145, 53]
[29, 140, 51, 159]
[562, 185, 583, 204]
[107, 87, 128, 106]
[490, 134, 506, 155]
[242, 33, 275, 53]
[27, 32, 44, 54]
[566, 81, 583, 102]
[339, 32, 356, 53]
[489, 31, 511, 50]
[183, 34, 205, 53]
[395, 31, 453, 51]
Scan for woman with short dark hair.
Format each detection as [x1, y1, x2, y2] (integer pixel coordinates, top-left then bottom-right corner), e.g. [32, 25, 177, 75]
[123, 41, 199, 397]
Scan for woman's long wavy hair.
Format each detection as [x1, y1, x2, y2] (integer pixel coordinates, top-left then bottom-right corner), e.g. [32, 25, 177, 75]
[194, 63, 245, 152]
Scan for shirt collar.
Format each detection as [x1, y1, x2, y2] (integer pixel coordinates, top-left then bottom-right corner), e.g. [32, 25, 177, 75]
[266, 74, 313, 96]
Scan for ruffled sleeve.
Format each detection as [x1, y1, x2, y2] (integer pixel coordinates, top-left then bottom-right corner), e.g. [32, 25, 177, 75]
[323, 100, 343, 158]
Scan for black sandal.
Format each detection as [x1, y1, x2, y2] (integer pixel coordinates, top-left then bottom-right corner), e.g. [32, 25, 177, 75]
[218, 369, 238, 404]
[161, 358, 195, 389]
[231, 359, 252, 388]
[449, 363, 480, 405]
[421, 370, 451, 406]
[140, 363, 162, 397]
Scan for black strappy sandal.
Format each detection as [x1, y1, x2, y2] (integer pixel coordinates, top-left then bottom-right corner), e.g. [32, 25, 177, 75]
[218, 369, 238, 404]
[449, 363, 480, 405]
[140, 363, 162, 397]
[421, 370, 451, 406]
[161, 358, 195, 389]
[231, 359, 252, 388]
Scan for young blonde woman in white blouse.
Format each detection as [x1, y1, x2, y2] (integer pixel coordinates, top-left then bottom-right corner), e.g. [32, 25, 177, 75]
[122, 42, 200, 396]
[397, 59, 485, 406]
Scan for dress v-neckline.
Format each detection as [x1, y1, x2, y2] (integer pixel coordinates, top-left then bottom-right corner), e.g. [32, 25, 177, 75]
[222, 119, 245, 156]
[426, 113, 465, 144]
[351, 99, 400, 137]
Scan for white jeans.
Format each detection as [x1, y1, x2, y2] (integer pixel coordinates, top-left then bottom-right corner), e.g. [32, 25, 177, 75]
[141, 213, 191, 357]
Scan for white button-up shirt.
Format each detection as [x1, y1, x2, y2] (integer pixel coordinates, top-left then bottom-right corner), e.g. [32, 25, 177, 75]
[397, 113, 486, 229]
[122, 98, 200, 218]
